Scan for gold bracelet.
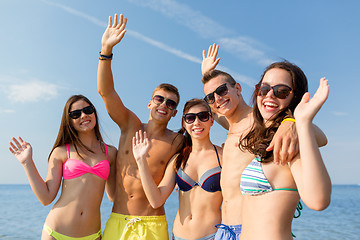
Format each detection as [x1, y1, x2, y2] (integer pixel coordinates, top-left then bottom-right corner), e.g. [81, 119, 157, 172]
[281, 118, 296, 125]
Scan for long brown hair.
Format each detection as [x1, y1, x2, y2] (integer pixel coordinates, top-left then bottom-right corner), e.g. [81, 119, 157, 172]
[48, 95, 104, 160]
[239, 61, 308, 162]
[175, 98, 212, 170]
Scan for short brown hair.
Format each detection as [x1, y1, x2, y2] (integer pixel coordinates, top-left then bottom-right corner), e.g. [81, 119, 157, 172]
[202, 70, 236, 85]
[152, 83, 180, 106]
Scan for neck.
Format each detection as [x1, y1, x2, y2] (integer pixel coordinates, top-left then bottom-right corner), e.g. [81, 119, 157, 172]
[144, 120, 169, 136]
[191, 136, 213, 152]
[77, 131, 99, 148]
[226, 97, 252, 127]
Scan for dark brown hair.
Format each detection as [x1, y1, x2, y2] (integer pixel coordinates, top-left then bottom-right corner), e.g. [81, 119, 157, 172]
[239, 61, 308, 162]
[48, 95, 104, 160]
[175, 98, 212, 170]
[202, 70, 236, 85]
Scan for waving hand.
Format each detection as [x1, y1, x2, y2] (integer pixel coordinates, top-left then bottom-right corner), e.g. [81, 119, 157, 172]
[9, 136, 33, 165]
[101, 13, 127, 51]
[201, 43, 220, 75]
[294, 78, 329, 123]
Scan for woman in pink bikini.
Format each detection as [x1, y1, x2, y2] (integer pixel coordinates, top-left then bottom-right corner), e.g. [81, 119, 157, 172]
[9, 95, 117, 240]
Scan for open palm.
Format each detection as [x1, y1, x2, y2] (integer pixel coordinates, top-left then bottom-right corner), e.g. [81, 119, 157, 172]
[101, 13, 127, 48]
[9, 137, 33, 165]
[201, 43, 220, 75]
[294, 78, 329, 123]
[132, 130, 150, 162]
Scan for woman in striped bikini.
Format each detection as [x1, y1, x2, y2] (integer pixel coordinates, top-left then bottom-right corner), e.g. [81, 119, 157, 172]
[237, 61, 332, 240]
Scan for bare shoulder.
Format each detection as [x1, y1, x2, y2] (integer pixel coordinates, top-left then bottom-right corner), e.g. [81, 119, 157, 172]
[105, 144, 117, 163]
[49, 145, 68, 164]
[168, 130, 184, 151]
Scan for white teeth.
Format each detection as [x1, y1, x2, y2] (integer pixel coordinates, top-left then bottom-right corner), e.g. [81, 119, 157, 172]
[81, 120, 90, 125]
[193, 129, 203, 132]
[264, 102, 278, 107]
[218, 101, 227, 108]
[158, 110, 166, 114]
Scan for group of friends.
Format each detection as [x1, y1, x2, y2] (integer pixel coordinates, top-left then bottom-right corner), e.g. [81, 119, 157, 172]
[9, 14, 331, 240]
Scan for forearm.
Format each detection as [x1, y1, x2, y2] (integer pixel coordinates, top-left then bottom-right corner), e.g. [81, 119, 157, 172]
[137, 159, 167, 209]
[23, 161, 54, 206]
[97, 46, 116, 97]
[296, 121, 331, 210]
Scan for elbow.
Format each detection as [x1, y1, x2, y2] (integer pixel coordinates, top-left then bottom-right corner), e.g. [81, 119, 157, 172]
[41, 199, 52, 206]
[307, 196, 331, 211]
[98, 88, 105, 97]
[149, 198, 165, 209]
[150, 202, 163, 209]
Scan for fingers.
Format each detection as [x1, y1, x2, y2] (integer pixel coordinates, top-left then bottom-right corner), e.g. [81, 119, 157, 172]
[113, 13, 118, 28]
[213, 43, 219, 56]
[300, 92, 311, 105]
[202, 50, 206, 60]
[207, 45, 212, 57]
[287, 142, 299, 162]
[118, 14, 123, 28]
[271, 137, 281, 165]
[108, 16, 112, 28]
[13, 137, 22, 149]
[133, 130, 148, 146]
[279, 137, 290, 165]
[9, 146, 16, 155]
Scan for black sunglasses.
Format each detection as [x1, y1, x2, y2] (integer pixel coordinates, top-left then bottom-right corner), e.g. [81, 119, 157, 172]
[69, 105, 95, 119]
[256, 83, 293, 99]
[183, 111, 212, 124]
[152, 95, 178, 110]
[204, 83, 235, 104]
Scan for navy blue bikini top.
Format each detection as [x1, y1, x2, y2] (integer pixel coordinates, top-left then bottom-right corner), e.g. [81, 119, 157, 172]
[175, 145, 221, 192]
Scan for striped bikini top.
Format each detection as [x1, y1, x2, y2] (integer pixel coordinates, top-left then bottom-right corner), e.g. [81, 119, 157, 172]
[176, 145, 221, 193]
[240, 156, 297, 195]
[63, 144, 110, 180]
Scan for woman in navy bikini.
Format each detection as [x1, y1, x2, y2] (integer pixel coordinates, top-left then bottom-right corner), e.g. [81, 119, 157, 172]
[238, 62, 332, 240]
[132, 98, 223, 240]
[9, 95, 117, 240]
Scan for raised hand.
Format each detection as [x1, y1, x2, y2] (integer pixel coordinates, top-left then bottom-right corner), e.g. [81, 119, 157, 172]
[132, 130, 150, 162]
[101, 13, 127, 51]
[9, 136, 33, 165]
[294, 78, 329, 123]
[201, 43, 220, 75]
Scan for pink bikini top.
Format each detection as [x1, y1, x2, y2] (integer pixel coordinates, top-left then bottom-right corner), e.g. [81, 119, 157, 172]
[63, 144, 110, 180]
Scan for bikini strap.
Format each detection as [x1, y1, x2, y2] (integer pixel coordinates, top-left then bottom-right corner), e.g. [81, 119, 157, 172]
[66, 144, 70, 159]
[105, 144, 109, 161]
[213, 145, 221, 168]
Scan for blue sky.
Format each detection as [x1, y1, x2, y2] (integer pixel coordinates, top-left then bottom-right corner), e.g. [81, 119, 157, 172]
[1, 0, 359, 184]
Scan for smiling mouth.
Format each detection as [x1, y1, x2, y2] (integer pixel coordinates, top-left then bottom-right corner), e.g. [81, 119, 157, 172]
[192, 128, 204, 133]
[263, 102, 279, 110]
[80, 120, 91, 125]
[218, 100, 229, 108]
[157, 109, 167, 115]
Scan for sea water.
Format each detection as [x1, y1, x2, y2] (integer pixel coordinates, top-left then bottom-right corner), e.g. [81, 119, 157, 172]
[0, 184, 359, 239]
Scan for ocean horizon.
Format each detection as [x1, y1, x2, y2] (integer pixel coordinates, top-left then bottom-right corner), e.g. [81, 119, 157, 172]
[0, 184, 359, 239]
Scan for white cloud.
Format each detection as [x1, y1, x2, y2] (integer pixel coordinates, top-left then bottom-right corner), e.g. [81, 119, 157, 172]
[4, 80, 59, 103]
[331, 111, 348, 116]
[219, 37, 275, 66]
[40, 1, 256, 86]
[126, 0, 273, 66]
[127, 0, 230, 39]
[0, 108, 15, 114]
